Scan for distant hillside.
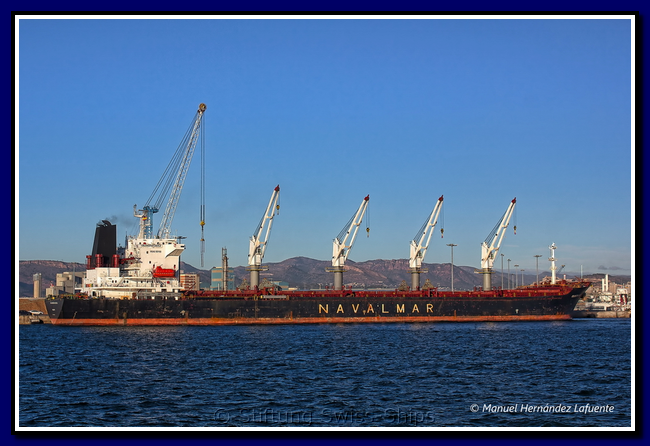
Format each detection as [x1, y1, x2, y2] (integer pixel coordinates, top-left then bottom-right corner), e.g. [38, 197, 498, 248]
[18, 258, 631, 297]
[244, 257, 488, 290]
[18, 260, 86, 298]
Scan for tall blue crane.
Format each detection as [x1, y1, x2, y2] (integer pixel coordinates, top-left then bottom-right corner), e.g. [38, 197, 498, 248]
[133, 103, 207, 265]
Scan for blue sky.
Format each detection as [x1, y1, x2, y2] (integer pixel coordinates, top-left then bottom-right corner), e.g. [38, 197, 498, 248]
[16, 14, 633, 276]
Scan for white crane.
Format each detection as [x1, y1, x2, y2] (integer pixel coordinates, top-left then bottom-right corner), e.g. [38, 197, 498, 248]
[247, 185, 281, 288]
[479, 197, 516, 290]
[327, 195, 370, 290]
[409, 195, 444, 290]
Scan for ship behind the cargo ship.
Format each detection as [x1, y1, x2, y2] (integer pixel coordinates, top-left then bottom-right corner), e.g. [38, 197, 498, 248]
[45, 280, 589, 326]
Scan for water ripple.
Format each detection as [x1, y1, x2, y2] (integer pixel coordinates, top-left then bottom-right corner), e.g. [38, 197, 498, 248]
[19, 320, 631, 428]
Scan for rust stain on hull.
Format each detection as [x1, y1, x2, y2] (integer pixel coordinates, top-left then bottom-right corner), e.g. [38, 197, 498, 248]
[51, 314, 573, 326]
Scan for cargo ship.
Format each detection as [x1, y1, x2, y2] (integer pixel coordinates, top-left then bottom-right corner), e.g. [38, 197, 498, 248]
[42, 103, 591, 325]
[45, 281, 590, 326]
[43, 210, 590, 326]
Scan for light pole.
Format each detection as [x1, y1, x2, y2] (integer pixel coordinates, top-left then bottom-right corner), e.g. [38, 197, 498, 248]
[514, 264, 519, 288]
[501, 253, 504, 290]
[447, 243, 457, 292]
[507, 259, 511, 289]
[534, 254, 542, 286]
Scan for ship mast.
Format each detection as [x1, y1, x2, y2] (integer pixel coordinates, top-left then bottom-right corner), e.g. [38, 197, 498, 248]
[222, 247, 229, 291]
[549, 242, 557, 284]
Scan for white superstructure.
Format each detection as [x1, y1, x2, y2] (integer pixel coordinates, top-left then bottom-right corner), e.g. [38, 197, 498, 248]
[83, 230, 185, 298]
[81, 104, 207, 299]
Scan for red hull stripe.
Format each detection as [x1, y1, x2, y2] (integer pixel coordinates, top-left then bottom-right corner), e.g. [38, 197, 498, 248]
[51, 314, 572, 326]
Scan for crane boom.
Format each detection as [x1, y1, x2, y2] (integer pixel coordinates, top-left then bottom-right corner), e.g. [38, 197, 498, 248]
[246, 185, 280, 288]
[157, 103, 207, 239]
[327, 195, 369, 291]
[409, 195, 444, 269]
[481, 198, 516, 270]
[409, 195, 443, 291]
[479, 197, 516, 290]
[248, 185, 281, 268]
[332, 195, 370, 268]
[134, 103, 207, 242]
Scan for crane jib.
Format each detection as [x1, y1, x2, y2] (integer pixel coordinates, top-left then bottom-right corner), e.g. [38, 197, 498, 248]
[135, 104, 207, 242]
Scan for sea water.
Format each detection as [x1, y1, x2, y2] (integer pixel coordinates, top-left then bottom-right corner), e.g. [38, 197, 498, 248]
[17, 319, 632, 428]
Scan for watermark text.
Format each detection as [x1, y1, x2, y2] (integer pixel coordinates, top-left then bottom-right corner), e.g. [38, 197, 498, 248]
[470, 403, 615, 414]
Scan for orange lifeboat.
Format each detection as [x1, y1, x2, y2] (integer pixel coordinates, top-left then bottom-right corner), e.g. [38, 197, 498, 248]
[153, 266, 176, 278]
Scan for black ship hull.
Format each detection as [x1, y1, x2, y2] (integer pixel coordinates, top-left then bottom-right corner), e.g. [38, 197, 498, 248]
[45, 283, 589, 326]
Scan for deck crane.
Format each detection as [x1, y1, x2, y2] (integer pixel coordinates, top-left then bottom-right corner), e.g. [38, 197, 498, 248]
[247, 185, 281, 288]
[409, 195, 444, 290]
[327, 195, 370, 290]
[479, 197, 516, 290]
[133, 103, 207, 264]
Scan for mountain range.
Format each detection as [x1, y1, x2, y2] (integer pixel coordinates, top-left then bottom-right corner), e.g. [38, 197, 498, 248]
[17, 258, 630, 298]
